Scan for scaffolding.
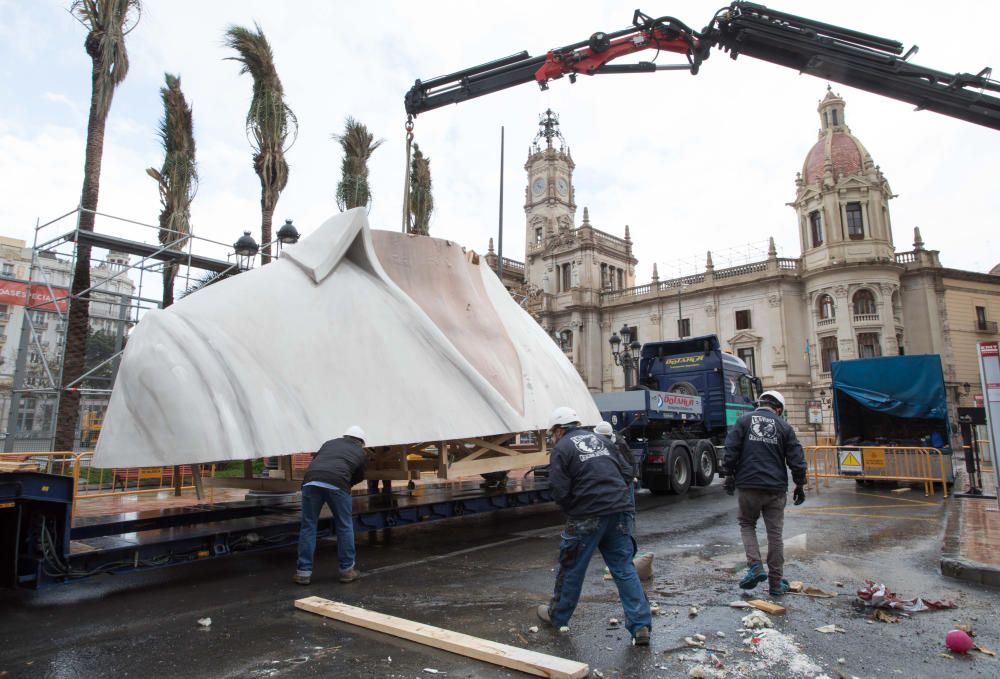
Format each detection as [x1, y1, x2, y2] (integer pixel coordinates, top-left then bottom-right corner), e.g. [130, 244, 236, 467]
[1, 206, 253, 453]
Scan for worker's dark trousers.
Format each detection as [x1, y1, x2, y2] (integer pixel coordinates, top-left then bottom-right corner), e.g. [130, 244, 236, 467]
[736, 488, 787, 587]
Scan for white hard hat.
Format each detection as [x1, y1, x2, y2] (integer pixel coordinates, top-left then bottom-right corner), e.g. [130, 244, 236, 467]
[344, 425, 366, 445]
[759, 390, 786, 410]
[547, 406, 580, 431]
[594, 421, 613, 436]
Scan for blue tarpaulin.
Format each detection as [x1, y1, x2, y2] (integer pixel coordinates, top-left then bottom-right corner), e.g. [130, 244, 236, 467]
[831, 355, 948, 420]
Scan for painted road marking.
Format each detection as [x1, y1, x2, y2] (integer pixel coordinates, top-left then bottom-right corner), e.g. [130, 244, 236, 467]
[788, 509, 939, 523]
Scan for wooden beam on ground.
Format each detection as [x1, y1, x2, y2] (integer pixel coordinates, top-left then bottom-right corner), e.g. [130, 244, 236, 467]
[748, 599, 786, 615]
[295, 597, 589, 679]
[447, 450, 550, 478]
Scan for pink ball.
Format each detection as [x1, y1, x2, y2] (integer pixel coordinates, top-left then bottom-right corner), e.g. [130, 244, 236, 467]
[946, 629, 974, 654]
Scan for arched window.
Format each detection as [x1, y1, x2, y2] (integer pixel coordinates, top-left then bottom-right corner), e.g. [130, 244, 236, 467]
[891, 290, 901, 321]
[817, 294, 835, 320]
[559, 329, 573, 351]
[853, 289, 877, 316]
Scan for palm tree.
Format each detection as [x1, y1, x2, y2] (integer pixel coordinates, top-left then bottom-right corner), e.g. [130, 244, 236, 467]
[408, 143, 433, 235]
[54, 0, 141, 453]
[146, 73, 197, 309]
[334, 117, 383, 211]
[224, 23, 297, 266]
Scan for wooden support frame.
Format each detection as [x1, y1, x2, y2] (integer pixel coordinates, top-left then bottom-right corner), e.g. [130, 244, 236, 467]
[295, 597, 588, 679]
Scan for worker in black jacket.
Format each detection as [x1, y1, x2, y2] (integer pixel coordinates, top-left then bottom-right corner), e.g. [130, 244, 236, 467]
[294, 426, 368, 586]
[537, 407, 651, 647]
[722, 391, 807, 596]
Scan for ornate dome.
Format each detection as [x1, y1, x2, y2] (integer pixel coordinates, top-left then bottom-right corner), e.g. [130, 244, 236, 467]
[801, 89, 874, 186]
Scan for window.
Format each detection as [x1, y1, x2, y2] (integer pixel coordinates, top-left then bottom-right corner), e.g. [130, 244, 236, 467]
[617, 269, 624, 289]
[0, 303, 8, 316]
[737, 347, 756, 375]
[820, 336, 839, 373]
[678, 318, 690, 338]
[852, 289, 877, 316]
[735, 309, 752, 330]
[830, 109, 839, 126]
[857, 332, 882, 358]
[846, 202, 864, 239]
[809, 211, 823, 247]
[817, 294, 835, 320]
[559, 329, 573, 351]
[600, 263, 608, 289]
[896, 332, 905, 355]
[16, 399, 35, 433]
[535, 228, 543, 244]
[1, 263, 13, 276]
[977, 306, 988, 330]
[560, 263, 571, 292]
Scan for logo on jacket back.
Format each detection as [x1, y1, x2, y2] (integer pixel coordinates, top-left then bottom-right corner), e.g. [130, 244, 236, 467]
[572, 433, 611, 462]
[749, 415, 778, 444]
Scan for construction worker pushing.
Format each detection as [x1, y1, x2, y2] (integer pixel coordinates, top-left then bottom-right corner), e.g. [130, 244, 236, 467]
[721, 390, 808, 596]
[538, 406, 652, 646]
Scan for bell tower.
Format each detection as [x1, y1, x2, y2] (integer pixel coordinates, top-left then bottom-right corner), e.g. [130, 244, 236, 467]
[524, 109, 576, 288]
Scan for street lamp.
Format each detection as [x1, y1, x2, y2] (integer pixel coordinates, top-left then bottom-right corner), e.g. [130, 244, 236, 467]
[276, 218, 301, 256]
[609, 323, 641, 388]
[233, 230, 259, 271]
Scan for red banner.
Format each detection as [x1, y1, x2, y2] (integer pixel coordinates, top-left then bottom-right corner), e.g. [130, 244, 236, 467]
[0, 280, 69, 312]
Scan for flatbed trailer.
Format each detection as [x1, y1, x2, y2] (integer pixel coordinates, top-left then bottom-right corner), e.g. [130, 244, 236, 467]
[0, 472, 555, 590]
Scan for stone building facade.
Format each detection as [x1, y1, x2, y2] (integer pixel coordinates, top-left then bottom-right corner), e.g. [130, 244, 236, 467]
[493, 97, 1000, 438]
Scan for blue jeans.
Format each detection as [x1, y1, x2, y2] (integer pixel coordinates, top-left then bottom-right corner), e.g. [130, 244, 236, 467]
[296, 484, 356, 576]
[549, 512, 651, 635]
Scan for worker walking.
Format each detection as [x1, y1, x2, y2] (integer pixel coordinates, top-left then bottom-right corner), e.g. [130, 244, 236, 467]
[722, 391, 807, 596]
[294, 426, 368, 585]
[538, 407, 652, 646]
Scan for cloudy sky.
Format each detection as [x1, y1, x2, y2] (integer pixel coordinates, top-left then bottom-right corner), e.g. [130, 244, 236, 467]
[1, 0, 997, 290]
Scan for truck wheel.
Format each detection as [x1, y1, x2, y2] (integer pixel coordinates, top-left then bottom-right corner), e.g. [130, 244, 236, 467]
[668, 446, 692, 495]
[694, 440, 716, 487]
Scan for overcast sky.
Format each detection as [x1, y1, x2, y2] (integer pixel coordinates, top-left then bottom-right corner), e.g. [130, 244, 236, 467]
[1, 0, 997, 290]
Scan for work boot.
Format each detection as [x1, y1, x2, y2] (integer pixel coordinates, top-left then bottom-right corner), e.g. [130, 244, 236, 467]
[769, 578, 790, 597]
[536, 604, 552, 625]
[632, 626, 651, 647]
[739, 563, 767, 590]
[292, 574, 311, 585]
[339, 568, 362, 583]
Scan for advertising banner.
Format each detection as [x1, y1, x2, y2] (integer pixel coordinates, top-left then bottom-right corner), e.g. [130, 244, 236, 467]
[0, 280, 69, 312]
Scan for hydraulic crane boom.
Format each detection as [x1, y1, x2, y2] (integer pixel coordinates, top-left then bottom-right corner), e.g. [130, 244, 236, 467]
[404, 2, 1000, 131]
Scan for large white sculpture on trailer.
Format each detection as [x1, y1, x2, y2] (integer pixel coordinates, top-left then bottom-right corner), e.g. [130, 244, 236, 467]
[93, 209, 600, 468]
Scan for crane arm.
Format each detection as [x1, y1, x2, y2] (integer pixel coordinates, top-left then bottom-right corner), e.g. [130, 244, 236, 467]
[404, 2, 1000, 131]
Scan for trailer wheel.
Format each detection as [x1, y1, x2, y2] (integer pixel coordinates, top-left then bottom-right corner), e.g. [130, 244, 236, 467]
[668, 445, 692, 495]
[694, 440, 717, 486]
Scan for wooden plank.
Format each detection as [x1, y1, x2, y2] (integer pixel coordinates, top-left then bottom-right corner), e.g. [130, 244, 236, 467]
[447, 451, 550, 478]
[748, 599, 786, 615]
[295, 597, 589, 679]
[203, 477, 301, 492]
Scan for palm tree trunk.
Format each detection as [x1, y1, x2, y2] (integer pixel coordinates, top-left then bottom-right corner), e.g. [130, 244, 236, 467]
[161, 262, 176, 309]
[55, 61, 109, 452]
[260, 195, 274, 265]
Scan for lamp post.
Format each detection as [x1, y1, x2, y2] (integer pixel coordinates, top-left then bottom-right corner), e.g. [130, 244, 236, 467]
[609, 323, 641, 388]
[276, 218, 301, 256]
[233, 230, 259, 271]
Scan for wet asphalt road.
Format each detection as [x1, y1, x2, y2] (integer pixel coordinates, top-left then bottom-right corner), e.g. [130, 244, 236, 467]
[2, 480, 998, 678]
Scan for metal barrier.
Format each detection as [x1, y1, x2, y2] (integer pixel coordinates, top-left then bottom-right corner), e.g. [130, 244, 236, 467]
[0, 451, 216, 511]
[804, 446, 950, 498]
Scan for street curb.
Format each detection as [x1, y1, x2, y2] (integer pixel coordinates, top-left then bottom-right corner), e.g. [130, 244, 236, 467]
[940, 466, 1000, 588]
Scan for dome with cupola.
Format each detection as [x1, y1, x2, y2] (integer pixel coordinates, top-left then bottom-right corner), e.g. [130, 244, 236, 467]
[801, 88, 875, 186]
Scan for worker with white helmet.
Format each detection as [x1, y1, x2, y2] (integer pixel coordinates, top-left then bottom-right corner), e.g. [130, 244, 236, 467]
[595, 420, 639, 495]
[721, 390, 807, 597]
[294, 425, 369, 586]
[536, 407, 652, 647]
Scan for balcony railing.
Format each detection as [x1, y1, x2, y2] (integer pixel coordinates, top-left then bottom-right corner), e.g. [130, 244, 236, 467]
[854, 313, 880, 324]
[817, 317, 837, 327]
[977, 320, 998, 334]
[714, 260, 769, 280]
[895, 251, 917, 264]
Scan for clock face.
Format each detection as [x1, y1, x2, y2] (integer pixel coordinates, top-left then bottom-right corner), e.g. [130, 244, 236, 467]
[532, 177, 545, 195]
[556, 177, 568, 196]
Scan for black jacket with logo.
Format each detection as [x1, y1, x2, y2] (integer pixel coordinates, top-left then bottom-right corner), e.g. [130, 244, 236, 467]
[550, 427, 634, 518]
[723, 407, 807, 492]
[302, 437, 367, 490]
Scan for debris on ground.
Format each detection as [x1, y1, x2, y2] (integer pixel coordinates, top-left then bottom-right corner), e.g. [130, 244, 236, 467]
[634, 553, 654, 581]
[689, 606, 699, 617]
[558, 626, 570, 633]
[742, 610, 773, 629]
[956, 623, 976, 636]
[891, 487, 912, 493]
[608, 617, 620, 626]
[686, 636, 706, 648]
[788, 581, 804, 593]
[873, 609, 899, 624]
[946, 629, 974, 654]
[815, 624, 846, 634]
[196, 617, 212, 627]
[650, 601, 660, 616]
[423, 669, 445, 675]
[527, 626, 538, 634]
[798, 586, 837, 598]
[742, 628, 822, 676]
[975, 645, 997, 657]
[834, 581, 845, 587]
[857, 580, 956, 612]
[748, 599, 786, 615]
[716, 631, 726, 638]
[729, 600, 753, 609]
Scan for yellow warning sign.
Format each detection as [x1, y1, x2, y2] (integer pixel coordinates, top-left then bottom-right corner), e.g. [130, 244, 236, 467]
[863, 447, 886, 469]
[838, 448, 864, 474]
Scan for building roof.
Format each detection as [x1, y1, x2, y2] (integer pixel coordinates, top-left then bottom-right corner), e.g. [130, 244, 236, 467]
[803, 132, 867, 185]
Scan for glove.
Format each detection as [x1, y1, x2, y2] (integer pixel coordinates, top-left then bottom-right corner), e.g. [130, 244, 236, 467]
[793, 484, 805, 505]
[724, 476, 736, 496]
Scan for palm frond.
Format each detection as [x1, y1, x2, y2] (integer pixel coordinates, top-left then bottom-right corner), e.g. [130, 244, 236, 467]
[71, 0, 141, 111]
[334, 117, 383, 210]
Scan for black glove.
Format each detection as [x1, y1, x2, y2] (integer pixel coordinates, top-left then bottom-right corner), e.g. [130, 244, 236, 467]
[793, 484, 805, 505]
[724, 476, 736, 496]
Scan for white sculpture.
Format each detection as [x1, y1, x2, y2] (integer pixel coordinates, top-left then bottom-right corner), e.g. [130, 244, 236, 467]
[94, 209, 600, 467]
